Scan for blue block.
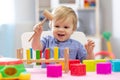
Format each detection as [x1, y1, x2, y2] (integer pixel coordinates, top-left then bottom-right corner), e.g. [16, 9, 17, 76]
[111, 59, 120, 72]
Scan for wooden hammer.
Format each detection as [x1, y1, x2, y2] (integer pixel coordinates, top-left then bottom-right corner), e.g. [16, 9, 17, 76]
[28, 9, 53, 42]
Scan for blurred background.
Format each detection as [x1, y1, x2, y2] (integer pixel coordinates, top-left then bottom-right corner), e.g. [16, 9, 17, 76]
[0, 0, 120, 59]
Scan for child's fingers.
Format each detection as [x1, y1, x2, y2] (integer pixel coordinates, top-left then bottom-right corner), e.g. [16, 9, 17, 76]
[87, 39, 95, 47]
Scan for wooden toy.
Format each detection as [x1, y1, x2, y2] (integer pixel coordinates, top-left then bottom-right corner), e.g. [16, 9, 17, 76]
[17, 47, 69, 73]
[70, 64, 86, 76]
[47, 64, 62, 77]
[0, 58, 30, 80]
[45, 48, 50, 64]
[96, 62, 112, 74]
[36, 50, 41, 65]
[28, 9, 53, 42]
[69, 59, 80, 70]
[30, 48, 33, 59]
[54, 47, 59, 60]
[16, 48, 23, 59]
[83, 60, 96, 72]
[26, 49, 31, 64]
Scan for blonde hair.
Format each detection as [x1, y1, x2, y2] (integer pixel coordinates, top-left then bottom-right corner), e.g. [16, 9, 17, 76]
[50, 6, 77, 31]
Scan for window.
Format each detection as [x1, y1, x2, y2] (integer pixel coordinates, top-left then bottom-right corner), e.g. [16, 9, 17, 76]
[0, 0, 15, 24]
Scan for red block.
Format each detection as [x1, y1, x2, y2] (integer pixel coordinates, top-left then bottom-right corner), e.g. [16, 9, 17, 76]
[70, 64, 86, 76]
[69, 60, 80, 70]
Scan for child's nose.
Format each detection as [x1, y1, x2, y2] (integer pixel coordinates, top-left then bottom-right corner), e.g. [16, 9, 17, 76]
[58, 27, 65, 31]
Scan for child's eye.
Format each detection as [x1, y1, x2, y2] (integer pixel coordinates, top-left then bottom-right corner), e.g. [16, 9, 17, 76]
[64, 26, 69, 29]
[55, 26, 60, 28]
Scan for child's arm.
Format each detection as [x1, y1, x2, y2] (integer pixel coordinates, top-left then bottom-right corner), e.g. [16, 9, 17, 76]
[85, 39, 95, 59]
[31, 23, 43, 51]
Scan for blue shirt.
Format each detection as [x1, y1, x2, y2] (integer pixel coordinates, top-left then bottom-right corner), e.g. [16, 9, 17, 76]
[41, 36, 87, 61]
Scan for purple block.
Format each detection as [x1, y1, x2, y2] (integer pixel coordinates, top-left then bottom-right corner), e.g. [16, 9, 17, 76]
[47, 64, 62, 77]
[96, 62, 112, 74]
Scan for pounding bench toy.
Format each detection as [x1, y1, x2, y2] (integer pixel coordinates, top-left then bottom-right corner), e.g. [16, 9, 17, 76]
[17, 47, 69, 73]
[28, 9, 53, 42]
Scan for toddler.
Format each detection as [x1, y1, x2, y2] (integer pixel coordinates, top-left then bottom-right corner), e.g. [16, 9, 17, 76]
[32, 6, 95, 62]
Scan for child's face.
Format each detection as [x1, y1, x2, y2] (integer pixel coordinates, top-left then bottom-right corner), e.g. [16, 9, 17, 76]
[51, 17, 74, 42]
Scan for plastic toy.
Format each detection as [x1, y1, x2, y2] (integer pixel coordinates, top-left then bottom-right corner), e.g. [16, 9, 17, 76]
[95, 32, 115, 59]
[0, 58, 30, 80]
[83, 60, 96, 72]
[110, 59, 120, 72]
[69, 59, 80, 70]
[96, 62, 112, 74]
[70, 64, 86, 76]
[102, 32, 112, 52]
[95, 51, 115, 59]
[47, 64, 62, 77]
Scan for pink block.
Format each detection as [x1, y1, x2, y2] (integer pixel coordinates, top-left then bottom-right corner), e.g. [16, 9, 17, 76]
[97, 62, 112, 74]
[47, 64, 62, 77]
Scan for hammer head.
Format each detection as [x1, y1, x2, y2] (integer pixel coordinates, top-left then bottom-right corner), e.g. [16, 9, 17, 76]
[43, 9, 53, 20]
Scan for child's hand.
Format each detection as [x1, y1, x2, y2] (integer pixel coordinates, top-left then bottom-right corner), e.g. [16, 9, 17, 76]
[33, 23, 43, 36]
[85, 39, 95, 59]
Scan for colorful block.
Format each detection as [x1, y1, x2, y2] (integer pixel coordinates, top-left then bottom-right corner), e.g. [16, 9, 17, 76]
[54, 47, 59, 60]
[36, 50, 42, 65]
[69, 59, 80, 70]
[95, 59, 107, 63]
[26, 49, 31, 64]
[96, 62, 112, 74]
[70, 64, 86, 76]
[83, 60, 96, 72]
[59, 62, 65, 70]
[110, 59, 120, 72]
[45, 48, 50, 64]
[47, 64, 62, 77]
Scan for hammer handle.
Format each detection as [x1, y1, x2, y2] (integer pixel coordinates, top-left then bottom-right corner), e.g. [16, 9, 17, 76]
[28, 18, 47, 42]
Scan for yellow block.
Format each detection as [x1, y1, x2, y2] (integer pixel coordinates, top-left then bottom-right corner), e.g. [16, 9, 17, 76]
[83, 60, 96, 72]
[54, 47, 59, 60]
[95, 59, 107, 64]
[26, 49, 31, 64]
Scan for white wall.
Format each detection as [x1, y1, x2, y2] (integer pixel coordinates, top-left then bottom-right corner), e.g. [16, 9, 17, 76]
[112, 0, 120, 58]
[100, 0, 120, 58]
[14, 0, 35, 57]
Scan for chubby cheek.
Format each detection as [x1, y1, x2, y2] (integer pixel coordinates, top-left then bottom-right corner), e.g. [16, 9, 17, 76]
[52, 29, 57, 37]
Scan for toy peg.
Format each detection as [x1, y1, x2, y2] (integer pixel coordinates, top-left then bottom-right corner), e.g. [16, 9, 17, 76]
[36, 50, 42, 65]
[16, 48, 23, 59]
[45, 48, 50, 64]
[54, 47, 59, 60]
[26, 49, 32, 64]
[28, 9, 53, 42]
[30, 48, 33, 59]
[64, 47, 69, 73]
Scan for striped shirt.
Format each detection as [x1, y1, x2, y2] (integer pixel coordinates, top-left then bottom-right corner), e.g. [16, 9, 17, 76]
[41, 36, 87, 62]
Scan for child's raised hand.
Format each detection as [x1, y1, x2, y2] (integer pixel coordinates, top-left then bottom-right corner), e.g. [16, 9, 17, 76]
[33, 23, 43, 36]
[85, 39, 95, 56]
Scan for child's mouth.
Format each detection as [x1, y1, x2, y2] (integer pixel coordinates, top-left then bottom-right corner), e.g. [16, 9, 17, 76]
[58, 34, 65, 37]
